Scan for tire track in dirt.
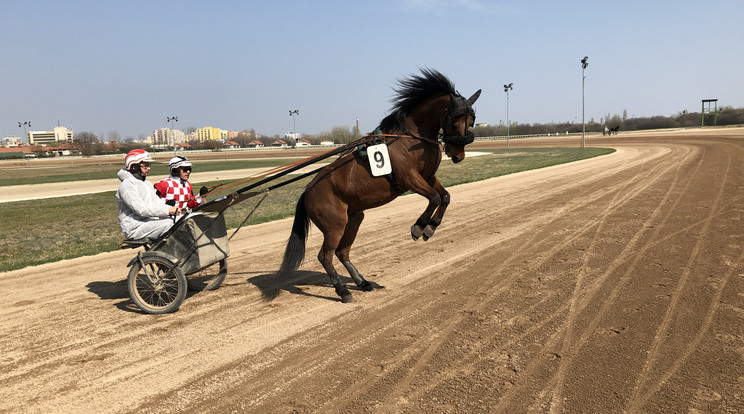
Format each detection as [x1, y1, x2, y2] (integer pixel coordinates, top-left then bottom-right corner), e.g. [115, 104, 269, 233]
[481, 142, 694, 411]
[632, 248, 744, 412]
[626, 142, 732, 411]
[542, 143, 699, 412]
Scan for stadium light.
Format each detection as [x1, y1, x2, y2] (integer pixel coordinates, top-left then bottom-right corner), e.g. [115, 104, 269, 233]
[18, 121, 31, 144]
[166, 116, 178, 149]
[504, 83, 513, 149]
[581, 56, 588, 149]
[289, 109, 299, 139]
[289, 110, 300, 155]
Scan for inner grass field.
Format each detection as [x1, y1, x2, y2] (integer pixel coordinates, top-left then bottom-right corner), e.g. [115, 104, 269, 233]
[0, 147, 614, 272]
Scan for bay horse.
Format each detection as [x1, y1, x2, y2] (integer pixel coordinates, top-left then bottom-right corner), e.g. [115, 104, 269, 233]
[279, 69, 481, 303]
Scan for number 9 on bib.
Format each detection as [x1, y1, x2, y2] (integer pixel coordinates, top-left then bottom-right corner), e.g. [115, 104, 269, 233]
[367, 143, 392, 177]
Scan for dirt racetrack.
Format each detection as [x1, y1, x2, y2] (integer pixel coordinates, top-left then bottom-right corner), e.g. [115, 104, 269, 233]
[1, 129, 743, 413]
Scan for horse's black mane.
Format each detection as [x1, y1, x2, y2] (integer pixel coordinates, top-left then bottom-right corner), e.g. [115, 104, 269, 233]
[379, 68, 457, 133]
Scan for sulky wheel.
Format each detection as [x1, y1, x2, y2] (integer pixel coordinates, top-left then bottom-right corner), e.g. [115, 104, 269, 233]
[186, 259, 227, 291]
[127, 252, 188, 314]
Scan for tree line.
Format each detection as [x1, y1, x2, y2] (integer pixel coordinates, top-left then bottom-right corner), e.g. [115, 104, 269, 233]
[472, 106, 744, 137]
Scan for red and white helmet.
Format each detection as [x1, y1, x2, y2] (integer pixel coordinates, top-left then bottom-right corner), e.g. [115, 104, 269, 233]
[124, 149, 154, 169]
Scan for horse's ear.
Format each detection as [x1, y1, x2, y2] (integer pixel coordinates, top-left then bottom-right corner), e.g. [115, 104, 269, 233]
[449, 93, 458, 109]
[467, 89, 482, 105]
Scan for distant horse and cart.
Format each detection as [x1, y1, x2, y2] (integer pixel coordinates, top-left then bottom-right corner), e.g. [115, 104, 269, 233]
[604, 125, 620, 135]
[120, 69, 482, 313]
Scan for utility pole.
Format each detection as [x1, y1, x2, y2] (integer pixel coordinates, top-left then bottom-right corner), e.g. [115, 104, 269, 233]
[503, 83, 513, 149]
[166, 116, 178, 151]
[289, 110, 299, 156]
[581, 56, 589, 149]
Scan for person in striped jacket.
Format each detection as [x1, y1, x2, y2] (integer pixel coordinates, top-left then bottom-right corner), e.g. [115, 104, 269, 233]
[155, 156, 207, 211]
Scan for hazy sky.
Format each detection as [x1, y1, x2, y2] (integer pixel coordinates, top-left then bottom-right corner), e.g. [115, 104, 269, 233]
[2, 0, 742, 141]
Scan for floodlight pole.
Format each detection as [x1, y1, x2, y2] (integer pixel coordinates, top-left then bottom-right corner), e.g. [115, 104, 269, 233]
[166, 116, 178, 150]
[581, 56, 588, 149]
[18, 121, 31, 143]
[18, 121, 31, 166]
[504, 83, 513, 149]
[289, 109, 299, 156]
[289, 110, 299, 136]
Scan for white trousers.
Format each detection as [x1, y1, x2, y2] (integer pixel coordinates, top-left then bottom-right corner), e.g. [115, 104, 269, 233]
[124, 217, 174, 240]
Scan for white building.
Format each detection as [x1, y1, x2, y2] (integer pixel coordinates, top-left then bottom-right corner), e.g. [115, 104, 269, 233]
[1, 136, 22, 147]
[152, 128, 186, 147]
[28, 126, 74, 145]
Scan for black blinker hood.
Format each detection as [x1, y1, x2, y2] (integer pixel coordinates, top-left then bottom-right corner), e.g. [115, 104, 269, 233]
[442, 130, 474, 146]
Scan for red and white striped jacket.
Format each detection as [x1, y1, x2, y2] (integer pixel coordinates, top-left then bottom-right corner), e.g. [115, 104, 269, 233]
[154, 176, 202, 209]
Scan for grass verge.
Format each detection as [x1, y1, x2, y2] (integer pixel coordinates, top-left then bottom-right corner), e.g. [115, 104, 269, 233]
[0, 147, 613, 272]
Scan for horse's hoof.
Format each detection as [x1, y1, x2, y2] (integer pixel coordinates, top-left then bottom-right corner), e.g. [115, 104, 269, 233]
[335, 285, 353, 303]
[360, 280, 374, 292]
[422, 225, 436, 241]
[411, 224, 424, 241]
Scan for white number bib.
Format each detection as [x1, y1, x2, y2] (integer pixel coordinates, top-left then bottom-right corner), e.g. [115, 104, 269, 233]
[367, 144, 392, 177]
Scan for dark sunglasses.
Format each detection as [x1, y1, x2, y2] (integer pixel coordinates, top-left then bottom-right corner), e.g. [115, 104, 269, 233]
[180, 167, 192, 172]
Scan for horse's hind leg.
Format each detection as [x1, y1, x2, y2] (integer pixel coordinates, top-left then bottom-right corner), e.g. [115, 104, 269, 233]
[336, 209, 374, 292]
[317, 234, 354, 303]
[311, 204, 355, 303]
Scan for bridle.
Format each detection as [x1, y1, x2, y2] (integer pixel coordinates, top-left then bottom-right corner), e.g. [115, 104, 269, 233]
[439, 93, 476, 146]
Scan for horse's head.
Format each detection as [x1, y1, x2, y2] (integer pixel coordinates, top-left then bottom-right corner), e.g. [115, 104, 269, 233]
[442, 89, 481, 164]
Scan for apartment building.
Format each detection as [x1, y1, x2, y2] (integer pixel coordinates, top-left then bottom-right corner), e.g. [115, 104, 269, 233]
[28, 126, 74, 145]
[152, 127, 186, 146]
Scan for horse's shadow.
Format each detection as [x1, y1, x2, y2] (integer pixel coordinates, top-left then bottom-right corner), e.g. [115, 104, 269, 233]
[245, 270, 384, 303]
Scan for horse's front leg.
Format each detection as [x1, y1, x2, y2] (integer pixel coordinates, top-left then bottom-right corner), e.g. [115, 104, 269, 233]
[402, 175, 442, 241]
[318, 239, 354, 303]
[421, 177, 449, 241]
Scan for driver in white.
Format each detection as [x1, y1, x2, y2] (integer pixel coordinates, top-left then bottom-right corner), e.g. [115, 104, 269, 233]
[116, 149, 180, 240]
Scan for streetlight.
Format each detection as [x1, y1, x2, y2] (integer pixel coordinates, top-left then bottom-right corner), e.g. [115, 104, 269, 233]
[18, 121, 31, 143]
[289, 109, 299, 154]
[289, 110, 299, 137]
[503, 83, 513, 149]
[581, 56, 589, 149]
[166, 116, 178, 149]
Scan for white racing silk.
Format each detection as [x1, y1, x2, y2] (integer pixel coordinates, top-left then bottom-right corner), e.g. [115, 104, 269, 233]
[115, 169, 173, 240]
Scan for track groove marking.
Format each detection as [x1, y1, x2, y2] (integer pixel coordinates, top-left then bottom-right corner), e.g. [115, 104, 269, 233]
[543, 144, 699, 412]
[493, 144, 696, 411]
[626, 145, 732, 411]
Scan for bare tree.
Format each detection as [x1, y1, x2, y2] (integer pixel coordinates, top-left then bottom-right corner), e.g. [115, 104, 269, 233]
[108, 131, 121, 143]
[75, 131, 99, 157]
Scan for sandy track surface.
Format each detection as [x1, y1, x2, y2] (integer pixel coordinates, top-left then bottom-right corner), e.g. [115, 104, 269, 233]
[1, 130, 743, 413]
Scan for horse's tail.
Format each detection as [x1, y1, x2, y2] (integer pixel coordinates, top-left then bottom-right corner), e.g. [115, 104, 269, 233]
[279, 192, 309, 276]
